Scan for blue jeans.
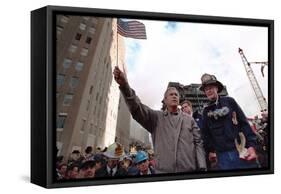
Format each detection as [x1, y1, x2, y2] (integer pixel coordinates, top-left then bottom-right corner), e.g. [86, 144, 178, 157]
[217, 150, 258, 170]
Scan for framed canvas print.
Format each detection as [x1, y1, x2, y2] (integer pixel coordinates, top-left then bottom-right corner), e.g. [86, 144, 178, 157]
[31, 5, 274, 188]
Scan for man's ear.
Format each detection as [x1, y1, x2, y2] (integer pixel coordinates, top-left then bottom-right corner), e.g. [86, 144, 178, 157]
[215, 86, 219, 92]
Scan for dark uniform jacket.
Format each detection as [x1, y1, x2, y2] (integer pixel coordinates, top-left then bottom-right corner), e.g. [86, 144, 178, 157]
[201, 96, 257, 153]
[95, 166, 128, 177]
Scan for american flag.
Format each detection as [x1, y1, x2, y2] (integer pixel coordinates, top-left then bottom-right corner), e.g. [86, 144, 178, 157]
[117, 19, 147, 39]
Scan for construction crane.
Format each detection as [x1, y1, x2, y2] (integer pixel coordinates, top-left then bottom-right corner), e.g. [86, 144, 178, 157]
[238, 48, 268, 112]
[247, 61, 268, 77]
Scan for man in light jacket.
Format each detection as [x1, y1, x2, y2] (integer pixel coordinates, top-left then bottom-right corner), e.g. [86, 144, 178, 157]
[113, 66, 206, 173]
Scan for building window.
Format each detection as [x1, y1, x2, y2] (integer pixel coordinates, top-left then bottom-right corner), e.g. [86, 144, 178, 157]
[69, 77, 79, 88]
[80, 48, 88, 57]
[63, 58, 72, 69]
[57, 74, 65, 87]
[89, 86, 93, 94]
[86, 100, 90, 111]
[68, 44, 77, 53]
[60, 16, 69, 23]
[75, 62, 84, 71]
[75, 33, 82, 41]
[83, 16, 90, 21]
[86, 37, 92, 44]
[79, 23, 87, 30]
[96, 92, 99, 101]
[63, 94, 73, 106]
[99, 96, 102, 104]
[93, 105, 97, 115]
[89, 27, 96, 34]
[56, 92, 60, 99]
[90, 123, 94, 134]
[81, 119, 86, 132]
[98, 107, 101, 119]
[56, 25, 63, 36]
[91, 18, 98, 24]
[57, 114, 67, 129]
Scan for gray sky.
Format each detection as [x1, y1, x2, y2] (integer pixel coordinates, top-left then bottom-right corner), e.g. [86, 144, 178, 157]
[122, 19, 268, 118]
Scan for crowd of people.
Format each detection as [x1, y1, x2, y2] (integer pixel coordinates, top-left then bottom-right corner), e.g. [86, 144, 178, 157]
[250, 111, 269, 168]
[56, 143, 156, 180]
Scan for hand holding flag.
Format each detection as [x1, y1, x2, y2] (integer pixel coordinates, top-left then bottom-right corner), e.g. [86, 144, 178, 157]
[113, 66, 128, 86]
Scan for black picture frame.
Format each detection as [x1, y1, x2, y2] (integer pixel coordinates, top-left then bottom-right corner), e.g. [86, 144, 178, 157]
[31, 5, 274, 188]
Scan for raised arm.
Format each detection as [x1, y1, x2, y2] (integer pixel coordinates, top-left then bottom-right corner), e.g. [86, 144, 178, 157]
[113, 66, 158, 133]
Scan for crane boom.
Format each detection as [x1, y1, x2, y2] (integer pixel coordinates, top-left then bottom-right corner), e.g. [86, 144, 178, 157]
[238, 48, 267, 111]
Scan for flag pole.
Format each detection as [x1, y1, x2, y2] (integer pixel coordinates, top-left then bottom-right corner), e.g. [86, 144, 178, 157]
[116, 19, 119, 68]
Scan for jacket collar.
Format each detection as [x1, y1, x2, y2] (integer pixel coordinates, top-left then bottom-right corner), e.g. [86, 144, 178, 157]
[208, 95, 220, 106]
[163, 108, 180, 116]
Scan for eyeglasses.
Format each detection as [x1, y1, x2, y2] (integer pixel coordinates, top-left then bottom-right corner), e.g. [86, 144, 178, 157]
[137, 160, 147, 165]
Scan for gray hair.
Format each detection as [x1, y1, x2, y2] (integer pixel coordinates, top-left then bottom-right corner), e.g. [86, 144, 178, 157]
[163, 87, 180, 99]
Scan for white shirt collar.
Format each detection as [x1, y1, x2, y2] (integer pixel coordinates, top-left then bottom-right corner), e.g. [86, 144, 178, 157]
[107, 165, 117, 176]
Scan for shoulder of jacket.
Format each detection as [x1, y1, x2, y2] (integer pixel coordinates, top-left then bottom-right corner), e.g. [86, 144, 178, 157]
[220, 96, 235, 102]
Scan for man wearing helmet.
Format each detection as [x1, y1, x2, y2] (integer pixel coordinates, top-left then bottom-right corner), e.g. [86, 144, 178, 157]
[134, 151, 155, 175]
[113, 66, 206, 173]
[95, 142, 128, 177]
[199, 73, 258, 170]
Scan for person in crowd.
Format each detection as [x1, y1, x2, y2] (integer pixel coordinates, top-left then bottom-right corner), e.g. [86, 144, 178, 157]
[65, 164, 79, 179]
[253, 111, 269, 168]
[56, 155, 64, 168]
[181, 99, 204, 132]
[78, 160, 96, 178]
[95, 146, 102, 154]
[84, 146, 94, 161]
[92, 153, 106, 172]
[119, 154, 139, 176]
[134, 151, 155, 175]
[67, 150, 84, 166]
[119, 154, 133, 171]
[147, 149, 156, 169]
[181, 100, 193, 116]
[56, 163, 67, 180]
[95, 142, 128, 177]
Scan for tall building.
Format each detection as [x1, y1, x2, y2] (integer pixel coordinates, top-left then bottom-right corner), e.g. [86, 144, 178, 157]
[115, 94, 131, 151]
[56, 15, 130, 159]
[167, 82, 228, 112]
[129, 120, 153, 149]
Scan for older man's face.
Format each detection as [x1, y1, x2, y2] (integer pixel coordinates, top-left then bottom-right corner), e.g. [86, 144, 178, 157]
[204, 85, 218, 101]
[164, 89, 179, 108]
